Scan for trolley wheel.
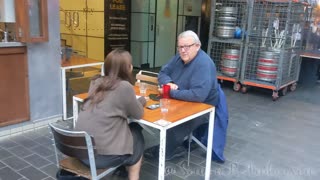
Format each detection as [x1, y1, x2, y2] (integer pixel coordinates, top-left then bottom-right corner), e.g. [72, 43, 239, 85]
[233, 83, 241, 92]
[289, 83, 297, 92]
[241, 86, 248, 94]
[280, 86, 288, 96]
[272, 91, 279, 101]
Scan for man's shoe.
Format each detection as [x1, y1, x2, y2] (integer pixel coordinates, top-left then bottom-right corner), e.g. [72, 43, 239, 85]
[144, 145, 186, 161]
[165, 146, 186, 161]
[212, 151, 225, 164]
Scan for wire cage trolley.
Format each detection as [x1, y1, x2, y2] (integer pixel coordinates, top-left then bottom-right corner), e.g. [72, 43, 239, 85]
[207, 0, 248, 91]
[240, 0, 307, 100]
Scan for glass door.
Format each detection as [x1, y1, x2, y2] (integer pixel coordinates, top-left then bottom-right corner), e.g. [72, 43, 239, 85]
[154, 0, 178, 67]
[130, 0, 156, 68]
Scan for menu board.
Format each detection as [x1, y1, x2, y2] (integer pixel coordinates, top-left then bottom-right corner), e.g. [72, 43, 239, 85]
[104, 0, 131, 56]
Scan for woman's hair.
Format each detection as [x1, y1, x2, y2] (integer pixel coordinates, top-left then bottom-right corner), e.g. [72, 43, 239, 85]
[178, 30, 201, 46]
[82, 49, 133, 108]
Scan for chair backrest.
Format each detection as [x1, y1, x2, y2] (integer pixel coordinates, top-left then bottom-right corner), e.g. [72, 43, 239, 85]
[49, 123, 96, 160]
[135, 70, 159, 91]
[49, 123, 121, 180]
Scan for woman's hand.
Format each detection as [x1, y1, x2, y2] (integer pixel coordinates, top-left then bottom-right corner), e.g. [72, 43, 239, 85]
[137, 96, 147, 106]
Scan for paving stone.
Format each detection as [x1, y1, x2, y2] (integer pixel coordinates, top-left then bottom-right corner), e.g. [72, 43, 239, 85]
[30, 144, 54, 158]
[2, 156, 30, 171]
[10, 136, 39, 149]
[173, 161, 205, 178]
[0, 161, 5, 169]
[42, 177, 56, 180]
[23, 130, 43, 139]
[8, 145, 34, 158]
[23, 154, 51, 168]
[18, 178, 28, 180]
[0, 148, 14, 160]
[139, 172, 157, 180]
[46, 154, 58, 164]
[35, 127, 52, 137]
[185, 173, 204, 180]
[165, 174, 184, 180]
[33, 136, 53, 146]
[18, 165, 48, 180]
[141, 162, 159, 177]
[0, 166, 22, 180]
[0, 139, 19, 149]
[40, 163, 58, 178]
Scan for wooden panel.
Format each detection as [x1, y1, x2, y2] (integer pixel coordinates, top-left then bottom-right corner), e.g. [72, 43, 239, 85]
[59, 11, 69, 34]
[87, 0, 104, 11]
[87, 12, 104, 37]
[0, 47, 29, 127]
[87, 37, 104, 61]
[60, 0, 86, 11]
[14, 0, 29, 42]
[60, 34, 73, 47]
[70, 12, 87, 36]
[70, 35, 87, 56]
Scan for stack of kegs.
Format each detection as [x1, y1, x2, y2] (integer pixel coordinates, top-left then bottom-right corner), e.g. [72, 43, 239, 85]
[256, 51, 280, 82]
[221, 49, 240, 77]
[216, 7, 238, 38]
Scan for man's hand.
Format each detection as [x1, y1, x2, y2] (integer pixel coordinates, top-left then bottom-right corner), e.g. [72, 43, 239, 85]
[167, 83, 178, 90]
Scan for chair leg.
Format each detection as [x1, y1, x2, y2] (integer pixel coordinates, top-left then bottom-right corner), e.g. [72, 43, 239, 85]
[191, 136, 207, 151]
[140, 124, 156, 137]
[187, 133, 192, 166]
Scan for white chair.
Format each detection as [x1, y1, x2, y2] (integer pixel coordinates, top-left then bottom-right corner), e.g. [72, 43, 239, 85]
[135, 70, 160, 137]
[187, 133, 208, 166]
[49, 123, 121, 180]
[135, 70, 159, 91]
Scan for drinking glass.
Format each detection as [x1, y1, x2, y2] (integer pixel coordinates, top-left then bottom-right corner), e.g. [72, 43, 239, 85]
[160, 98, 170, 120]
[139, 82, 147, 97]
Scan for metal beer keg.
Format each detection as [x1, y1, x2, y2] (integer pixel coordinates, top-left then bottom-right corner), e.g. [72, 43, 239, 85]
[256, 51, 280, 82]
[221, 49, 240, 77]
[216, 7, 238, 38]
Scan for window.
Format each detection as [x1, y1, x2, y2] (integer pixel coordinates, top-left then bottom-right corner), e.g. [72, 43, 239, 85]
[15, 0, 48, 42]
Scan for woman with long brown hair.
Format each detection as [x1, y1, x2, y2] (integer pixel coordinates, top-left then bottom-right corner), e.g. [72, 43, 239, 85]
[75, 49, 146, 180]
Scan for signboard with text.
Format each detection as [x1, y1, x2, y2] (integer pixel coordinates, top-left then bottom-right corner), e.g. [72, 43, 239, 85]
[104, 0, 131, 57]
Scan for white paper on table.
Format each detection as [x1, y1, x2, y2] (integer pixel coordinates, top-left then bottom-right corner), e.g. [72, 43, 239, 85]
[154, 119, 171, 126]
[136, 95, 150, 101]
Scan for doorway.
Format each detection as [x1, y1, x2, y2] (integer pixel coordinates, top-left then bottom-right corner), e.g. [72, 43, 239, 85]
[154, 0, 178, 67]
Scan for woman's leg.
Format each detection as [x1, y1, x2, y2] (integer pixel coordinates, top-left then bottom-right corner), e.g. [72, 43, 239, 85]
[127, 156, 143, 180]
[125, 123, 144, 179]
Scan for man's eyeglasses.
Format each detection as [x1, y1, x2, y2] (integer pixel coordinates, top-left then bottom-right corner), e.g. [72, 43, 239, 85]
[177, 43, 196, 51]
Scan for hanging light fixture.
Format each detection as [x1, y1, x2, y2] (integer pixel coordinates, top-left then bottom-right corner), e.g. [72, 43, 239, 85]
[164, 0, 171, 18]
[0, 0, 16, 22]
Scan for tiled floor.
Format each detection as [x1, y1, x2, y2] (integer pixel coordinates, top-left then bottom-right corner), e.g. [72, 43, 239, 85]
[0, 82, 319, 180]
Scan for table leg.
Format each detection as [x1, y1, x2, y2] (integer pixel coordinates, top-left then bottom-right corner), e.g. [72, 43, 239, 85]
[158, 128, 166, 180]
[61, 69, 67, 120]
[73, 97, 79, 128]
[205, 109, 215, 180]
